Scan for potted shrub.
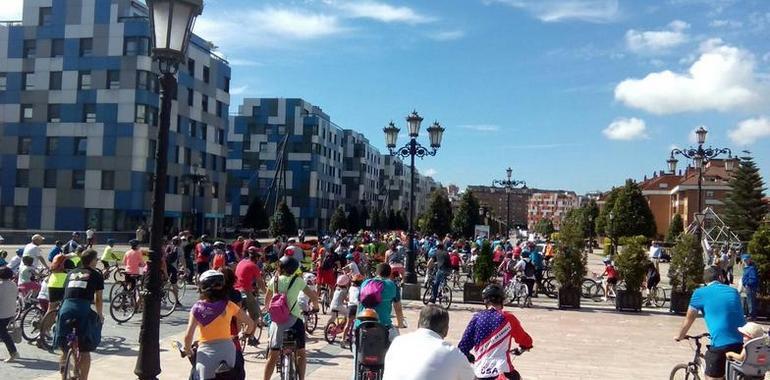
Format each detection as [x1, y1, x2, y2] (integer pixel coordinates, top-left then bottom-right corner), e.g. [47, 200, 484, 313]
[464, 241, 495, 303]
[553, 211, 587, 309]
[667, 233, 704, 315]
[614, 235, 647, 312]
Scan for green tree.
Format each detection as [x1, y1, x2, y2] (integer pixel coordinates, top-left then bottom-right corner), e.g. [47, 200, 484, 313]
[370, 209, 383, 232]
[397, 210, 409, 231]
[596, 187, 620, 236]
[534, 219, 555, 237]
[242, 195, 269, 230]
[424, 190, 453, 236]
[665, 214, 685, 243]
[724, 155, 768, 242]
[614, 235, 649, 290]
[386, 209, 398, 230]
[748, 225, 770, 294]
[269, 201, 298, 237]
[359, 207, 370, 230]
[668, 233, 704, 293]
[417, 213, 430, 234]
[607, 179, 657, 239]
[347, 205, 361, 232]
[581, 200, 600, 240]
[329, 206, 347, 232]
[473, 240, 496, 284]
[553, 209, 587, 288]
[452, 191, 481, 239]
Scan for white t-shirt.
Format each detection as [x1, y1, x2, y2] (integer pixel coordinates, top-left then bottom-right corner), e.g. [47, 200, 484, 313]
[383, 328, 474, 380]
[346, 261, 361, 276]
[348, 285, 360, 307]
[330, 286, 348, 313]
[86, 229, 95, 239]
[22, 243, 41, 261]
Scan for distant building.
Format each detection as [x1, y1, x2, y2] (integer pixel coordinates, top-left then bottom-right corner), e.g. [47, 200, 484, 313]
[467, 186, 531, 229]
[527, 191, 580, 231]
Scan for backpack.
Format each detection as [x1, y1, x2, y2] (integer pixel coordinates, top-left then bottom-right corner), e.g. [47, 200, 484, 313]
[356, 321, 390, 368]
[524, 261, 535, 277]
[268, 276, 299, 325]
[360, 279, 384, 308]
[212, 252, 226, 270]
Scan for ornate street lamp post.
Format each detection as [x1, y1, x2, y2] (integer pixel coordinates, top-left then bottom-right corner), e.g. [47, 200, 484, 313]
[668, 126, 733, 241]
[492, 167, 526, 238]
[383, 111, 445, 295]
[137, 1, 202, 379]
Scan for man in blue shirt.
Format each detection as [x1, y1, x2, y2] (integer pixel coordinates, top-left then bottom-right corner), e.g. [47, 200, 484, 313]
[676, 266, 745, 379]
[48, 241, 63, 263]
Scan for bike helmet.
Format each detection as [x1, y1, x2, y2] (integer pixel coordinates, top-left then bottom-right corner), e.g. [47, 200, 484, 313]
[213, 241, 226, 248]
[198, 270, 225, 291]
[336, 274, 351, 287]
[482, 284, 505, 305]
[346, 253, 354, 260]
[303, 272, 317, 285]
[106, 239, 115, 245]
[279, 256, 299, 275]
[603, 257, 612, 264]
[356, 308, 380, 322]
[129, 239, 139, 248]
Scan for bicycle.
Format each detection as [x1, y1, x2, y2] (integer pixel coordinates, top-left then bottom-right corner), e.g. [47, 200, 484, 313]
[61, 319, 82, 380]
[109, 278, 142, 323]
[422, 272, 452, 310]
[303, 310, 318, 334]
[276, 329, 300, 380]
[505, 274, 531, 308]
[318, 285, 331, 315]
[98, 261, 125, 283]
[670, 333, 710, 380]
[324, 314, 352, 347]
[645, 286, 668, 308]
[20, 299, 45, 343]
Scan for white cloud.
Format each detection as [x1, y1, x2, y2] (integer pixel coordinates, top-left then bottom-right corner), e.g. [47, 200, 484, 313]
[728, 116, 770, 145]
[603, 117, 649, 140]
[429, 30, 465, 41]
[333, 1, 432, 24]
[614, 39, 768, 114]
[488, 0, 620, 23]
[709, 19, 743, 28]
[230, 85, 249, 95]
[0, 0, 22, 20]
[458, 124, 500, 132]
[195, 8, 347, 48]
[423, 168, 438, 177]
[625, 20, 689, 54]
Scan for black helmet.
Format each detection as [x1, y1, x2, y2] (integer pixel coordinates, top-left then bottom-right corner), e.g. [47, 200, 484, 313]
[129, 239, 139, 247]
[482, 284, 505, 305]
[279, 256, 299, 275]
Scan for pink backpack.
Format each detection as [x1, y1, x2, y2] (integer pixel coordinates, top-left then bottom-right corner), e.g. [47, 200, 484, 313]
[268, 276, 298, 324]
[360, 279, 384, 308]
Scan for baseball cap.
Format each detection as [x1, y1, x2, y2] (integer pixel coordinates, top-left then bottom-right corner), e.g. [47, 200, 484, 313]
[738, 322, 765, 339]
[31, 234, 45, 241]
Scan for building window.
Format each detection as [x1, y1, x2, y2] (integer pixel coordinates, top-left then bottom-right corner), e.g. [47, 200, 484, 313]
[51, 38, 64, 57]
[203, 66, 210, 83]
[136, 71, 155, 91]
[74, 137, 87, 155]
[202, 95, 208, 112]
[46, 137, 58, 155]
[21, 104, 33, 122]
[135, 104, 148, 124]
[107, 70, 120, 89]
[124, 36, 149, 56]
[0, 73, 5, 90]
[190, 120, 197, 137]
[44, 169, 57, 188]
[216, 101, 223, 118]
[23, 40, 36, 59]
[23, 72, 34, 90]
[82, 103, 96, 122]
[217, 129, 225, 145]
[200, 123, 207, 140]
[72, 170, 85, 189]
[148, 107, 158, 126]
[48, 104, 61, 122]
[184, 148, 191, 165]
[79, 38, 93, 57]
[17, 137, 31, 155]
[148, 140, 156, 159]
[224, 77, 230, 92]
[16, 169, 29, 187]
[78, 71, 92, 90]
[49, 71, 62, 90]
[187, 88, 194, 106]
[187, 58, 195, 76]
[39, 7, 53, 26]
[212, 182, 219, 198]
[101, 171, 115, 190]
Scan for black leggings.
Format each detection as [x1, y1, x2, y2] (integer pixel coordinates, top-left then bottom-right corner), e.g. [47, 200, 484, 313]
[0, 317, 17, 355]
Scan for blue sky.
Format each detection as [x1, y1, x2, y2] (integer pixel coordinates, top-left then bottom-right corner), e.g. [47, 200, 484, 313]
[4, 0, 770, 193]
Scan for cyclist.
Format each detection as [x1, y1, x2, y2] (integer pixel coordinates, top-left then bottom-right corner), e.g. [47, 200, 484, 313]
[165, 237, 183, 305]
[344, 274, 364, 345]
[54, 249, 104, 380]
[263, 256, 319, 380]
[23, 234, 48, 269]
[386, 243, 405, 280]
[122, 240, 145, 294]
[38, 251, 73, 347]
[644, 261, 661, 306]
[344, 253, 361, 276]
[195, 235, 213, 275]
[234, 247, 265, 324]
[459, 284, 533, 380]
[355, 264, 406, 341]
[328, 274, 350, 329]
[513, 252, 536, 298]
[498, 252, 516, 288]
[600, 257, 618, 301]
[48, 240, 64, 263]
[63, 232, 80, 255]
[100, 239, 121, 269]
[426, 243, 451, 304]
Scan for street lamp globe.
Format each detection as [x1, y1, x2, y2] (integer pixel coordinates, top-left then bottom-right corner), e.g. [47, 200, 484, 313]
[383, 121, 400, 149]
[667, 155, 678, 174]
[426, 121, 445, 148]
[693, 155, 704, 169]
[406, 110, 423, 137]
[725, 155, 737, 171]
[506, 167, 513, 180]
[147, 0, 203, 66]
[695, 126, 708, 145]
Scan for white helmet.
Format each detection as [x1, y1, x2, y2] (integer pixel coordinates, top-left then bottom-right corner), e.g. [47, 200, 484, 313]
[303, 272, 317, 284]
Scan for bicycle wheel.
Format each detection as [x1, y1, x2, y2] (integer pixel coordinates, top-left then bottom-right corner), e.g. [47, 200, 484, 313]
[545, 277, 559, 299]
[281, 352, 296, 380]
[422, 286, 432, 305]
[669, 363, 700, 380]
[653, 287, 668, 308]
[113, 268, 126, 283]
[324, 322, 338, 344]
[304, 313, 318, 334]
[63, 348, 80, 380]
[589, 283, 604, 302]
[110, 290, 136, 323]
[176, 276, 187, 301]
[21, 305, 44, 342]
[109, 282, 125, 302]
[416, 260, 426, 277]
[320, 290, 329, 315]
[581, 279, 598, 298]
[438, 285, 452, 310]
[159, 284, 178, 318]
[38, 312, 56, 351]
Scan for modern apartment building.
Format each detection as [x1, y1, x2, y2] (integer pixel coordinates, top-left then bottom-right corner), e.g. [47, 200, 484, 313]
[527, 191, 581, 231]
[342, 129, 382, 209]
[0, 0, 230, 232]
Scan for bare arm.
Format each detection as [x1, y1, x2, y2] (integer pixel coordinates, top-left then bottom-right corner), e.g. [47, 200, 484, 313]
[675, 308, 698, 341]
[184, 312, 198, 354]
[236, 308, 256, 335]
[393, 301, 405, 328]
[94, 290, 104, 322]
[302, 285, 319, 309]
[726, 350, 746, 362]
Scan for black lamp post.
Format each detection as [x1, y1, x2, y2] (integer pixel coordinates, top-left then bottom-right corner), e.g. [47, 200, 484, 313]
[383, 111, 445, 289]
[608, 211, 616, 256]
[492, 167, 526, 239]
[136, 1, 202, 379]
[182, 162, 208, 234]
[668, 126, 734, 241]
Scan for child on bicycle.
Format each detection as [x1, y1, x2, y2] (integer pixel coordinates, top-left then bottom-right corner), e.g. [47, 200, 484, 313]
[17, 256, 40, 297]
[328, 274, 350, 328]
[644, 261, 661, 306]
[498, 253, 516, 288]
[344, 274, 363, 345]
[726, 322, 766, 363]
[601, 257, 618, 301]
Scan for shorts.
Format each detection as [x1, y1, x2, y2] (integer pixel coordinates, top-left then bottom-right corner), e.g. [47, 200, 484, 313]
[240, 291, 259, 320]
[53, 299, 102, 352]
[125, 274, 143, 289]
[704, 343, 742, 378]
[606, 278, 618, 286]
[196, 339, 236, 380]
[167, 266, 178, 284]
[348, 304, 358, 318]
[269, 317, 306, 351]
[49, 287, 65, 303]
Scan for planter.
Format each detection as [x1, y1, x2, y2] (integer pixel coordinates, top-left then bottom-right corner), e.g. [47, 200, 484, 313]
[615, 289, 643, 312]
[669, 291, 692, 315]
[557, 286, 581, 309]
[463, 282, 485, 304]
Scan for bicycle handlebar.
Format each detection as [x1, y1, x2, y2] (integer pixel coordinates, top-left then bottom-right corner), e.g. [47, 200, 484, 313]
[684, 333, 710, 340]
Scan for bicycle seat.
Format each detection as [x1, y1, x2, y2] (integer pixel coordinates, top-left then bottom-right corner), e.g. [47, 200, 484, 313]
[727, 336, 770, 378]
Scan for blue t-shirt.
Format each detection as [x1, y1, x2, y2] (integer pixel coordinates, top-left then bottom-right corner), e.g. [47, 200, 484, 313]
[689, 282, 745, 348]
[530, 250, 544, 270]
[48, 246, 62, 262]
[356, 278, 400, 328]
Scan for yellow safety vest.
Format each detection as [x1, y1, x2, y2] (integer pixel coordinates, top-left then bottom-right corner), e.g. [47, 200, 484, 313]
[48, 272, 67, 288]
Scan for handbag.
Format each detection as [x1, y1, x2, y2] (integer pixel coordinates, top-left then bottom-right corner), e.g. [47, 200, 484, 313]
[8, 320, 21, 344]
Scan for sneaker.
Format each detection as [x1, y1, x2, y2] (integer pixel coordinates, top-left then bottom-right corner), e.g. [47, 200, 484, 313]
[5, 352, 19, 362]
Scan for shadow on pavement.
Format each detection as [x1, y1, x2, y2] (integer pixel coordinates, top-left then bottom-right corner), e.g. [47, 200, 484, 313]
[95, 336, 135, 356]
[5, 357, 60, 371]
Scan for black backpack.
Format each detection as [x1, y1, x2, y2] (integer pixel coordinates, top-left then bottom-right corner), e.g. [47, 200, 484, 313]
[524, 261, 536, 277]
[356, 321, 389, 368]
